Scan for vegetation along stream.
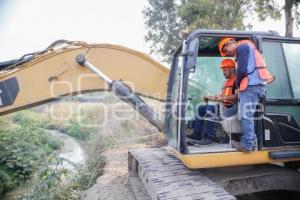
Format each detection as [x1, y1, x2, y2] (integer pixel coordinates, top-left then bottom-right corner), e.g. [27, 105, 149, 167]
[0, 101, 106, 200]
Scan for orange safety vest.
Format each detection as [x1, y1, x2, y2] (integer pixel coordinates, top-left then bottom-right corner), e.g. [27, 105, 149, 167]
[237, 40, 274, 91]
[221, 75, 237, 107]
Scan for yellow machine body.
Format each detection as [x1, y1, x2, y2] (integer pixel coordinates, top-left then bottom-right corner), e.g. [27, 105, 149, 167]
[1, 41, 300, 170]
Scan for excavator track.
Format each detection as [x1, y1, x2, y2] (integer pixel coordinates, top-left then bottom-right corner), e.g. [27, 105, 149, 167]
[128, 148, 236, 200]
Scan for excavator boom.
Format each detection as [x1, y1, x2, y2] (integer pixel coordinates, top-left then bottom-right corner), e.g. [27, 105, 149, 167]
[0, 41, 169, 117]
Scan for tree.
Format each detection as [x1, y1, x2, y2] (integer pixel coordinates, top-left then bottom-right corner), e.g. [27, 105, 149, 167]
[143, 0, 252, 62]
[254, 0, 300, 37]
[143, 0, 298, 61]
[143, 0, 183, 62]
[283, 0, 300, 37]
[178, 0, 247, 30]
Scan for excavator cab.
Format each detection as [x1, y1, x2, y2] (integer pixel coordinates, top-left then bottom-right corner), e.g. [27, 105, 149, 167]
[165, 30, 300, 168]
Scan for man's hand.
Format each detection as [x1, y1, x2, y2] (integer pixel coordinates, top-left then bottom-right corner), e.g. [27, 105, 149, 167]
[204, 95, 224, 102]
[214, 95, 224, 102]
[204, 95, 214, 101]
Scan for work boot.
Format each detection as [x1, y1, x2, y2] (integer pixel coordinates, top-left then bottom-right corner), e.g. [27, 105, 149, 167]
[231, 140, 252, 153]
[195, 137, 213, 145]
[252, 140, 258, 151]
[186, 133, 201, 141]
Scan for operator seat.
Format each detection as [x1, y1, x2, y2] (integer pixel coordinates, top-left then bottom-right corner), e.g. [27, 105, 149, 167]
[219, 114, 242, 134]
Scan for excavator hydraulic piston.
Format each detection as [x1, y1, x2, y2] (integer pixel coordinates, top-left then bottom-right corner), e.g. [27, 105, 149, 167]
[76, 54, 164, 132]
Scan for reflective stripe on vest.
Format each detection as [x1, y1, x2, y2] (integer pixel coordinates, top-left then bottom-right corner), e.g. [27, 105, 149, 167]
[221, 75, 236, 107]
[237, 40, 274, 91]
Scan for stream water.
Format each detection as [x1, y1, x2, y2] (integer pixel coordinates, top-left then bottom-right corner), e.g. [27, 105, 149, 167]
[2, 130, 86, 200]
[49, 130, 86, 171]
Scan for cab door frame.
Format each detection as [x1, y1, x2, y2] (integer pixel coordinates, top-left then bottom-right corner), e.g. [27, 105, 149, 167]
[179, 32, 253, 154]
[255, 35, 300, 149]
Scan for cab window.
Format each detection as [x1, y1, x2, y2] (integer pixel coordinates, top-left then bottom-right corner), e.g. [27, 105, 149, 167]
[282, 43, 300, 99]
[261, 41, 293, 99]
[186, 36, 245, 119]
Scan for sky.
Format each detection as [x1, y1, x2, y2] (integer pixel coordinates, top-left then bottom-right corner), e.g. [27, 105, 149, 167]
[0, 0, 300, 63]
[0, 0, 149, 61]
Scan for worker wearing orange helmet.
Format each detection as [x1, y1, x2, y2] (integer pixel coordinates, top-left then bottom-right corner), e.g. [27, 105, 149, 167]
[205, 59, 238, 106]
[187, 59, 238, 145]
[218, 37, 273, 152]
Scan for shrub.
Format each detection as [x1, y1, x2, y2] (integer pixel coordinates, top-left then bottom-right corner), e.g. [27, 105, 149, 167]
[26, 150, 105, 200]
[0, 168, 18, 193]
[25, 154, 78, 200]
[65, 121, 83, 139]
[0, 111, 62, 194]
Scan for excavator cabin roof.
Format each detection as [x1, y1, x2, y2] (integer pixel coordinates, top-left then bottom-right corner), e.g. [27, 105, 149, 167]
[184, 29, 300, 57]
[186, 29, 281, 40]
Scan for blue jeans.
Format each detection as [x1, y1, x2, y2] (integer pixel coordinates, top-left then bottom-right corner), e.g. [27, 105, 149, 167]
[221, 104, 238, 118]
[194, 104, 237, 139]
[239, 85, 266, 150]
[194, 105, 217, 139]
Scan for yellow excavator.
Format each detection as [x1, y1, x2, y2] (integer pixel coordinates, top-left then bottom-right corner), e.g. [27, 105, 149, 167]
[0, 30, 300, 199]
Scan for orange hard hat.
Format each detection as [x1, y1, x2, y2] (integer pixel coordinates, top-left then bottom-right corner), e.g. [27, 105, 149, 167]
[220, 59, 235, 69]
[218, 37, 236, 57]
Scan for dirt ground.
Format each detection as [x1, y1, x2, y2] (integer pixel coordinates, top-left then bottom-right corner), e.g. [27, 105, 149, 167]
[82, 131, 164, 200]
[82, 145, 142, 200]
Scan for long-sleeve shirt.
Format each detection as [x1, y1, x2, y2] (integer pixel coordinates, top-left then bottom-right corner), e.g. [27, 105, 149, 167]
[236, 44, 249, 86]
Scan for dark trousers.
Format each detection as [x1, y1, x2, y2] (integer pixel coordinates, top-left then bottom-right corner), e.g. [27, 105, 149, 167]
[193, 105, 217, 139]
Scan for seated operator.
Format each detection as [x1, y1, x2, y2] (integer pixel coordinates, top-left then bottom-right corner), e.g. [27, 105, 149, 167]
[187, 59, 238, 145]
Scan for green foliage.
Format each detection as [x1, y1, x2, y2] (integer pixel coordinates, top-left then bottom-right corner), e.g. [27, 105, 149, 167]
[41, 120, 64, 131]
[61, 119, 91, 140]
[76, 133, 106, 191]
[65, 121, 84, 139]
[143, 0, 183, 62]
[25, 138, 105, 200]
[24, 154, 78, 200]
[143, 0, 294, 61]
[0, 111, 61, 194]
[0, 106, 107, 198]
[75, 152, 105, 191]
[252, 0, 281, 21]
[35, 118, 90, 141]
[143, 0, 249, 61]
[0, 168, 18, 194]
[237, 0, 300, 36]
[179, 0, 247, 30]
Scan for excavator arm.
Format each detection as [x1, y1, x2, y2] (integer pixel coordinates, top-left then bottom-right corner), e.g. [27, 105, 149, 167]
[0, 41, 169, 129]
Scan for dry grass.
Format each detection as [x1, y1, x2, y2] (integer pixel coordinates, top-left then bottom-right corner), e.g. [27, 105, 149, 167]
[33, 92, 166, 149]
